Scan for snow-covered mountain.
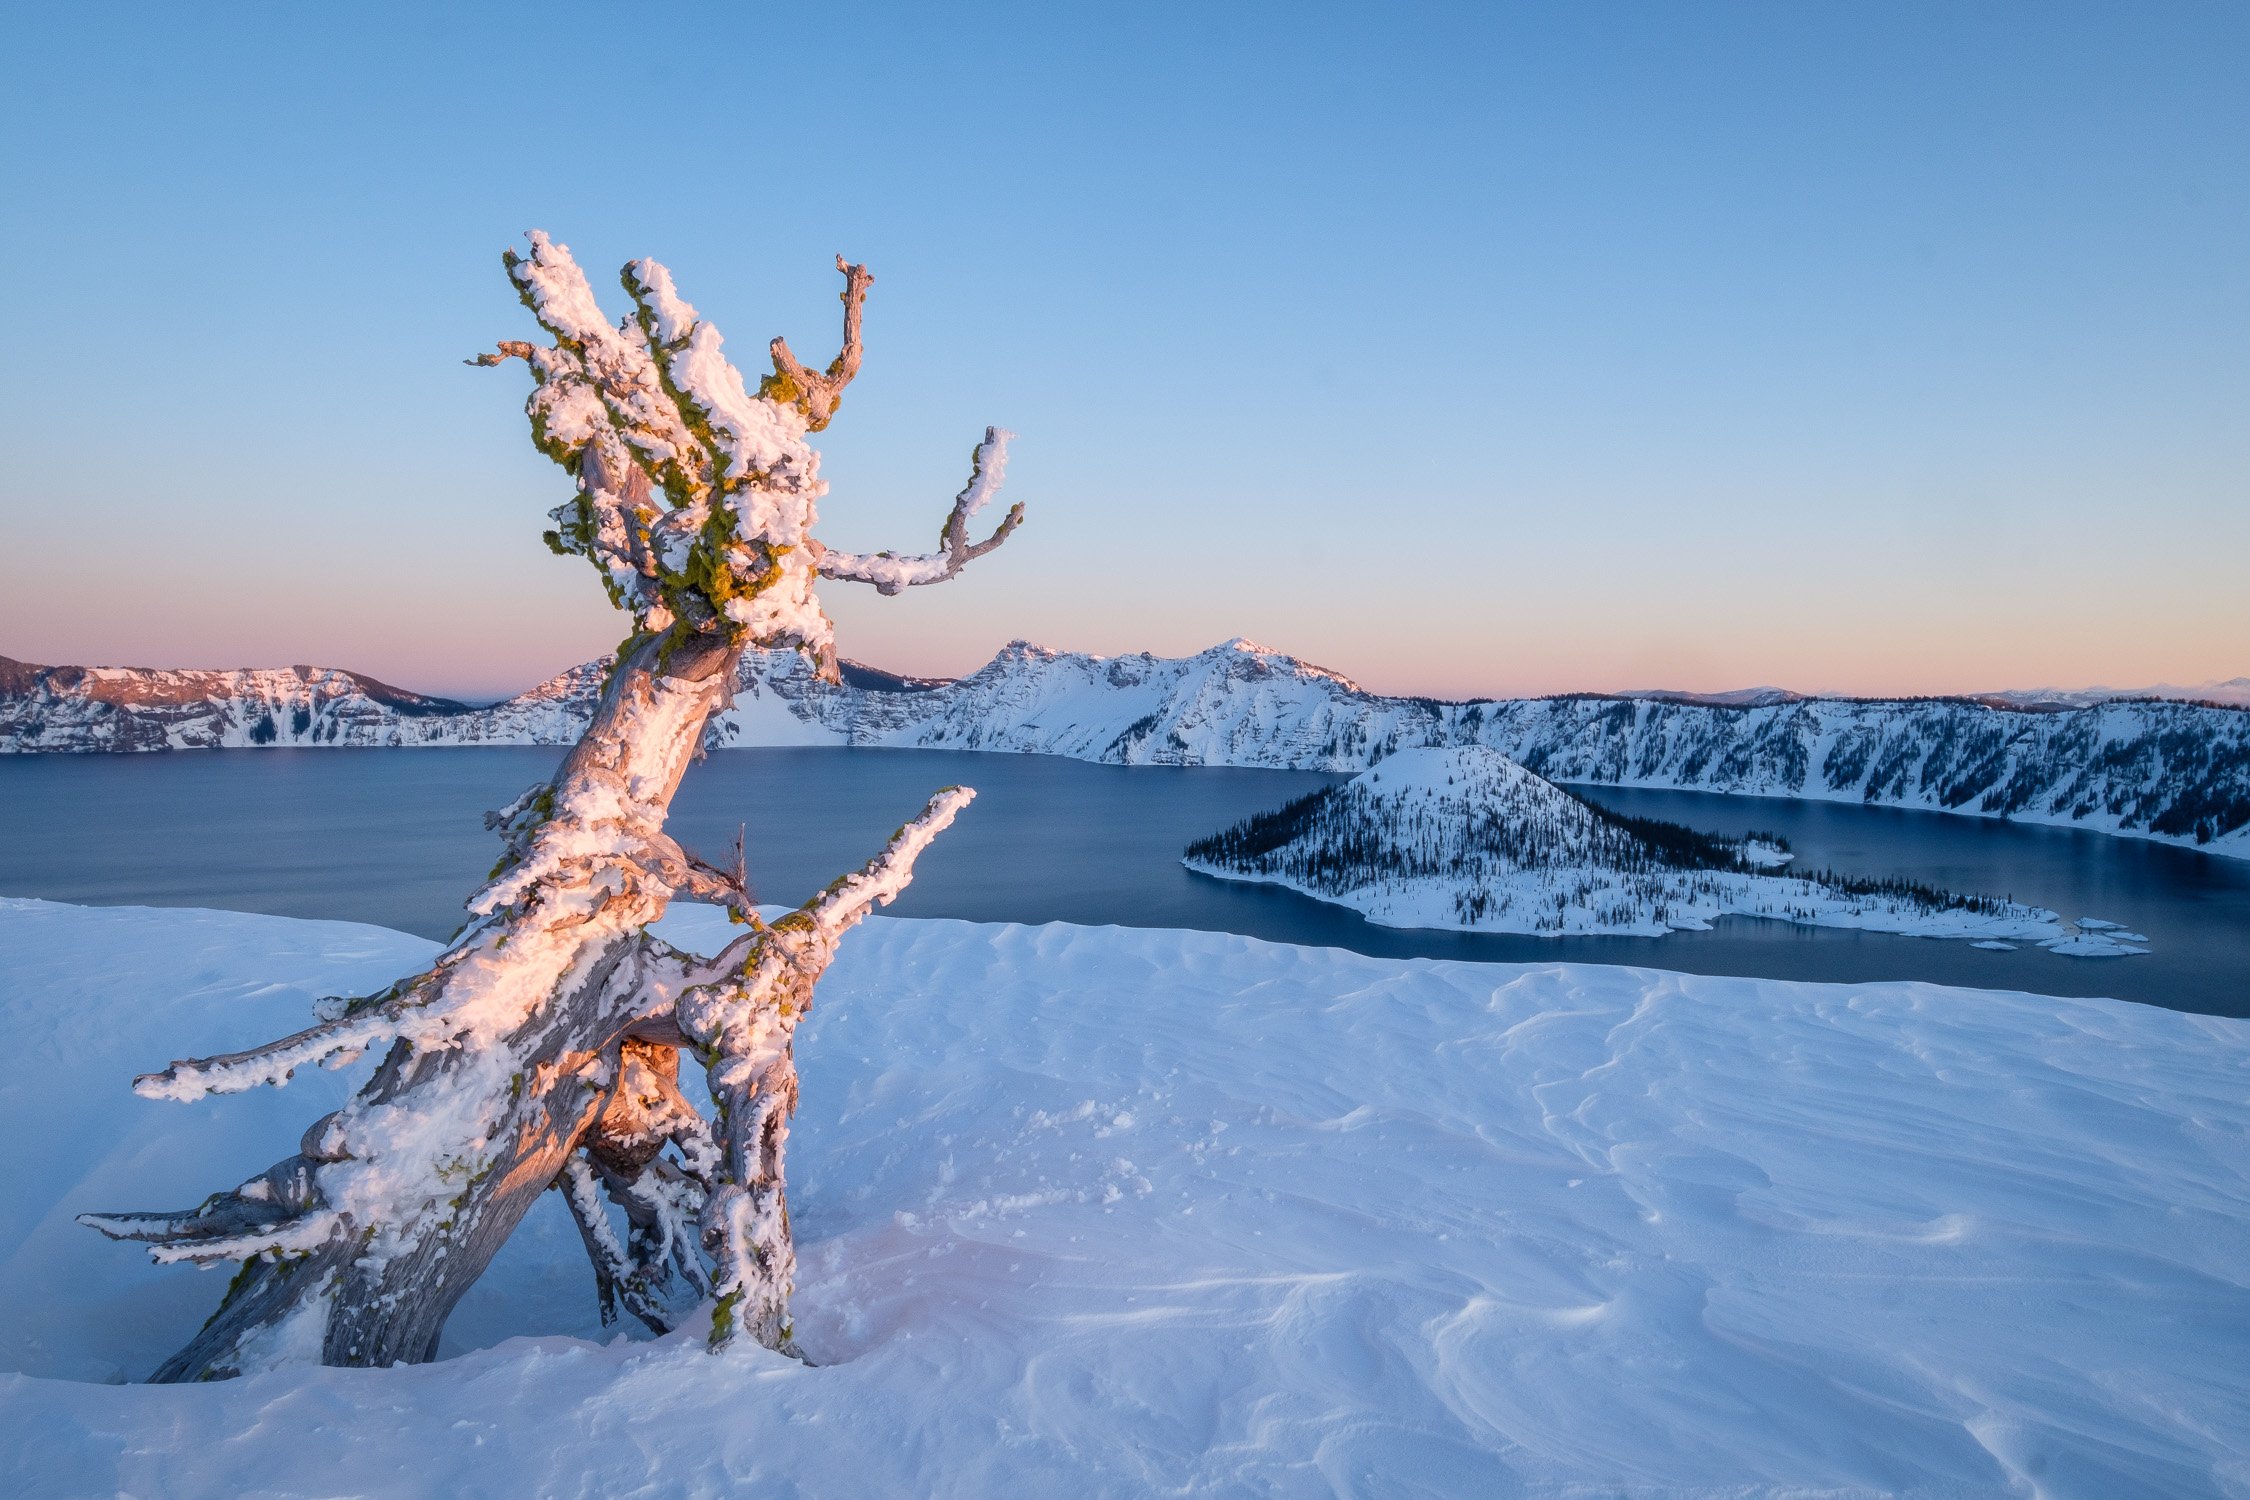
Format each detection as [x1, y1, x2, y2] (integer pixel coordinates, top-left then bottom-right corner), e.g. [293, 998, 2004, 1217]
[1983, 676, 2250, 709]
[1615, 685, 1806, 707]
[1182, 745, 2120, 949]
[6, 640, 2247, 858]
[0, 657, 483, 752]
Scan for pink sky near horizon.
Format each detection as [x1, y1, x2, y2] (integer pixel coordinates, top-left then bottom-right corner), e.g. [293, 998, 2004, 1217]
[2, 7, 2244, 707]
[5, 553, 2241, 705]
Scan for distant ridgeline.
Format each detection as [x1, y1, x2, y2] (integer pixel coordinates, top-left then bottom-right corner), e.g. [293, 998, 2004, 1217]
[4, 640, 2245, 859]
[1179, 745, 2130, 952]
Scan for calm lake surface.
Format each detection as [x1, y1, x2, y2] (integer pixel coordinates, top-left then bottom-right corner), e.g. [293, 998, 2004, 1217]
[1, 747, 2245, 1017]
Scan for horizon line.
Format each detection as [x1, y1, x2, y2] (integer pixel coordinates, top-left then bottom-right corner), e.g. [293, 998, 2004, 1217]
[7, 640, 2245, 712]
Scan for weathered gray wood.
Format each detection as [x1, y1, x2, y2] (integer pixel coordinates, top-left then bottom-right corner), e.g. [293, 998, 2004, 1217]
[112, 632, 736, 1379]
[79, 236, 1023, 1381]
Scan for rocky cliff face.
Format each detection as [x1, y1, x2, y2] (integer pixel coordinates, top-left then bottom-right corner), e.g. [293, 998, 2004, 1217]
[0, 658, 479, 752]
[6, 641, 2246, 858]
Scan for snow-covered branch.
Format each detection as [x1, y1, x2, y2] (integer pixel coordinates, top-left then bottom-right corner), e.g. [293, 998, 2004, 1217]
[131, 1006, 406, 1102]
[807, 784, 977, 935]
[817, 429, 1026, 595]
[559, 1033, 715, 1333]
[559, 1125, 709, 1336]
[80, 1133, 346, 1266]
[475, 233, 1027, 672]
[129, 961, 465, 1102]
[675, 785, 975, 1354]
[80, 234, 1013, 1382]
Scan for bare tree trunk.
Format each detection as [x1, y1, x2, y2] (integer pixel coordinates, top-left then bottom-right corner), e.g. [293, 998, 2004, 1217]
[111, 631, 730, 1376]
[79, 230, 1028, 1380]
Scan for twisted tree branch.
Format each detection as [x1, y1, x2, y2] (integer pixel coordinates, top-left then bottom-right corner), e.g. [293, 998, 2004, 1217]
[679, 785, 974, 1354]
[765, 256, 874, 432]
[85, 233, 1017, 1380]
[816, 428, 1024, 594]
[467, 340, 539, 368]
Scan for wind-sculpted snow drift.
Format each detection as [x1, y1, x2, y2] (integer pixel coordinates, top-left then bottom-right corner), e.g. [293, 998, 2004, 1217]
[6, 638, 2247, 858]
[4, 899, 2246, 1493]
[1184, 745, 2142, 952]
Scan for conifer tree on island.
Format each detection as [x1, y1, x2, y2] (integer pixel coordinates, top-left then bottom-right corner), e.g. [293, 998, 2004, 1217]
[79, 232, 1027, 1380]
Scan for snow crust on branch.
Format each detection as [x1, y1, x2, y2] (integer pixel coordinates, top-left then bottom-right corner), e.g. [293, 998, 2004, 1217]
[132, 1005, 420, 1103]
[557, 1031, 716, 1333]
[83, 233, 1014, 1379]
[86, 1209, 346, 1268]
[558, 1156, 636, 1322]
[499, 235, 706, 497]
[622, 258, 807, 512]
[475, 232, 1025, 680]
[672, 786, 975, 1353]
[817, 429, 1026, 594]
[86, 637, 736, 1293]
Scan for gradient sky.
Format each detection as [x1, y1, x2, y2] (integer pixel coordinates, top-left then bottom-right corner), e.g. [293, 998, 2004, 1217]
[2, 3, 2243, 701]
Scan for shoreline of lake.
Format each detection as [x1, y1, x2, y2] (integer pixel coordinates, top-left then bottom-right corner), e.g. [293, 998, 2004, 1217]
[1, 746, 2243, 1018]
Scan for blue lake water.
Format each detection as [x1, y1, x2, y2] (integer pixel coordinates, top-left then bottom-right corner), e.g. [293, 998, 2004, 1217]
[0, 747, 2244, 1017]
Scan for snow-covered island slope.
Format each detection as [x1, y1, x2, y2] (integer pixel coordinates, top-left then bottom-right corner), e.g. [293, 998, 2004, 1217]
[7, 639, 2248, 859]
[5, 900, 2248, 1495]
[1182, 746, 2137, 953]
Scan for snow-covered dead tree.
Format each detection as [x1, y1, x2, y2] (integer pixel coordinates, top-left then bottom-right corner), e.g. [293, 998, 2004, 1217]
[80, 232, 1024, 1379]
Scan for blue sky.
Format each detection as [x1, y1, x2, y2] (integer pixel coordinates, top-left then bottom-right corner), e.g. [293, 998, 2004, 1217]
[2, 2, 2243, 699]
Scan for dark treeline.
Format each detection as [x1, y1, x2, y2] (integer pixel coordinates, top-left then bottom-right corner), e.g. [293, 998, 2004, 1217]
[1187, 785, 1787, 886]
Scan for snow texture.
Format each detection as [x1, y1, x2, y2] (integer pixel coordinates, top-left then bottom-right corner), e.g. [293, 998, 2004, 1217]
[1185, 745, 2145, 955]
[4, 897, 2247, 1496]
[511, 233, 843, 659]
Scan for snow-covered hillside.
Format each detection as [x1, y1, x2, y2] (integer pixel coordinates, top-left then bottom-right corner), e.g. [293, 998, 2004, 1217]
[3, 899, 2245, 1494]
[0, 656, 483, 751]
[7, 640, 2247, 859]
[1183, 745, 2131, 949]
[1985, 676, 2250, 709]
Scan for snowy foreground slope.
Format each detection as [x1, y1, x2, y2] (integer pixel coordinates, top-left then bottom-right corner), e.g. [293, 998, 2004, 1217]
[1187, 745, 2143, 954]
[3, 900, 2246, 1496]
[7, 640, 2247, 860]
